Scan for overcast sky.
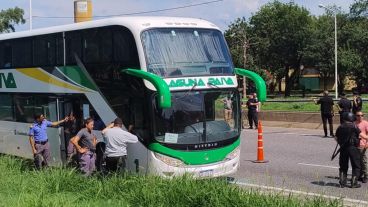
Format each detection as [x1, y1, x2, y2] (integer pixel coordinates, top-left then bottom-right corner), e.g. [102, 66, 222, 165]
[1, 0, 356, 32]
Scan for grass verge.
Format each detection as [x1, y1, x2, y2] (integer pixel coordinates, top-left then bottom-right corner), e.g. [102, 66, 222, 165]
[0, 155, 341, 207]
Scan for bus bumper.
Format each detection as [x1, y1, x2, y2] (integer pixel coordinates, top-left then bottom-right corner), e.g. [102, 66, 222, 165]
[148, 151, 239, 178]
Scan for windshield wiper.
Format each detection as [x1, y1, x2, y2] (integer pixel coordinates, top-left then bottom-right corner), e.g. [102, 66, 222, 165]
[207, 82, 220, 88]
[178, 82, 198, 99]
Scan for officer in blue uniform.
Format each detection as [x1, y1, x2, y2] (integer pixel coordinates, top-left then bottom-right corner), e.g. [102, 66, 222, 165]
[29, 113, 68, 169]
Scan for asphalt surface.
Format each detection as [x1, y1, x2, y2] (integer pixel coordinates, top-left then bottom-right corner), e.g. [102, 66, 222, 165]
[231, 126, 368, 205]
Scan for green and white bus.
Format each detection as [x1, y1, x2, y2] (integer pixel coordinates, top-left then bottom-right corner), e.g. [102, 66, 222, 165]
[0, 16, 266, 177]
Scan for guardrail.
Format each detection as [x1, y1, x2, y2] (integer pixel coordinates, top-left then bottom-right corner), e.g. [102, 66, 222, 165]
[263, 98, 368, 103]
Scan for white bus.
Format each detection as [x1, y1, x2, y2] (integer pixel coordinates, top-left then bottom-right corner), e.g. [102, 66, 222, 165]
[0, 16, 266, 177]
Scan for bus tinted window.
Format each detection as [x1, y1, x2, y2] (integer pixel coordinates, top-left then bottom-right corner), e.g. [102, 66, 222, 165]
[113, 27, 139, 64]
[66, 31, 82, 65]
[0, 43, 3, 68]
[14, 94, 34, 122]
[99, 28, 113, 63]
[14, 94, 57, 123]
[13, 38, 32, 68]
[56, 35, 64, 66]
[33, 35, 56, 66]
[0, 94, 14, 121]
[2, 42, 12, 68]
[83, 29, 100, 63]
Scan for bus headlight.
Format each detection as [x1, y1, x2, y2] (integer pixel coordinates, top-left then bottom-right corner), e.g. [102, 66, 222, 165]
[154, 152, 185, 167]
[225, 147, 240, 161]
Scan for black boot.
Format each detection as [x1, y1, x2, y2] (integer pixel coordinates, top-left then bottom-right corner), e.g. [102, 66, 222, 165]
[351, 176, 361, 188]
[362, 175, 368, 183]
[339, 172, 347, 188]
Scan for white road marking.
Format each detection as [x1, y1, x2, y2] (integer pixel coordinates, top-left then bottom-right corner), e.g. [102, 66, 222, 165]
[232, 181, 368, 206]
[298, 163, 339, 169]
[263, 131, 319, 136]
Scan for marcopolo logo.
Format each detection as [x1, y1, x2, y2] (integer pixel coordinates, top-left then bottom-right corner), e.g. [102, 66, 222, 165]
[0, 72, 17, 88]
[168, 77, 234, 88]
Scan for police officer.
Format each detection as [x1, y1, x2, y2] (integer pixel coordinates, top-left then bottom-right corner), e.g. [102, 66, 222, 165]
[335, 112, 361, 188]
[246, 94, 259, 129]
[29, 113, 68, 169]
[338, 93, 352, 124]
[314, 91, 334, 137]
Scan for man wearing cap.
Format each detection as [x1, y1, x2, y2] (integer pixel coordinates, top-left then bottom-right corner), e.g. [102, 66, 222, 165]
[102, 118, 138, 173]
[29, 113, 69, 169]
[338, 93, 352, 124]
[353, 92, 363, 115]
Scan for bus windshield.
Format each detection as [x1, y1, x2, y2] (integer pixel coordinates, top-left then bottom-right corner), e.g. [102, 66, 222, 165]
[152, 90, 240, 146]
[141, 28, 233, 78]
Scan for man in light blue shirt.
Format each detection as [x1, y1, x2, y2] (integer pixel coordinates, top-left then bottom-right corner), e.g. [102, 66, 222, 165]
[29, 113, 68, 169]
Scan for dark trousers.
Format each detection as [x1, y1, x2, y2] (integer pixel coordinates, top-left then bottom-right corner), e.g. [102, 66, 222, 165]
[248, 110, 258, 128]
[339, 146, 361, 178]
[321, 113, 333, 136]
[106, 155, 127, 173]
[34, 142, 51, 170]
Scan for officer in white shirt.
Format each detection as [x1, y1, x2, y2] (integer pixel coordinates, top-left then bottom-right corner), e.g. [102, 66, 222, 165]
[102, 118, 138, 173]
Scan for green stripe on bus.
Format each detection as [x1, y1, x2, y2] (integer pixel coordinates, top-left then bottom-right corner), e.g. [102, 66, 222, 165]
[58, 66, 97, 91]
[148, 138, 240, 165]
[234, 68, 267, 102]
[122, 68, 171, 108]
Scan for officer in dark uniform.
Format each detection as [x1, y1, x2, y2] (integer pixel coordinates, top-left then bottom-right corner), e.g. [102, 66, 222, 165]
[338, 93, 352, 124]
[314, 91, 334, 137]
[246, 94, 259, 129]
[335, 112, 361, 188]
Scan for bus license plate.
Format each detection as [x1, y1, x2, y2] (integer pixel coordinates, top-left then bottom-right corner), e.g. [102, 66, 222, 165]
[199, 169, 213, 177]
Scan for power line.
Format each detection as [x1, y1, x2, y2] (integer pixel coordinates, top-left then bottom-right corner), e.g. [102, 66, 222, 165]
[31, 0, 223, 19]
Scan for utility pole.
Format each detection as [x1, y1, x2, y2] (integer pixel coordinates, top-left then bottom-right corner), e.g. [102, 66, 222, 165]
[319, 4, 338, 99]
[242, 36, 247, 98]
[29, 0, 32, 30]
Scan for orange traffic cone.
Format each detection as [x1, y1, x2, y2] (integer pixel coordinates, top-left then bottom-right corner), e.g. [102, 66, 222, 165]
[252, 121, 268, 163]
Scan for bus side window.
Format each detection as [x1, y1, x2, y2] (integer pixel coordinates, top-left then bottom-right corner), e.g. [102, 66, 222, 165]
[33, 35, 56, 67]
[56, 34, 64, 66]
[0, 42, 3, 68]
[113, 27, 139, 66]
[65, 31, 82, 65]
[0, 94, 14, 121]
[13, 38, 32, 68]
[3, 42, 12, 68]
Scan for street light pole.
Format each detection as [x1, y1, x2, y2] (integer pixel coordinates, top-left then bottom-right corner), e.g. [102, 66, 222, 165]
[242, 36, 247, 99]
[29, 0, 32, 30]
[319, 4, 338, 99]
[334, 13, 338, 99]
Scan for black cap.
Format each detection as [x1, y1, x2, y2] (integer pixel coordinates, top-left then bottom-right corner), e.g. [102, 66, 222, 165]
[113, 118, 123, 125]
[340, 92, 346, 97]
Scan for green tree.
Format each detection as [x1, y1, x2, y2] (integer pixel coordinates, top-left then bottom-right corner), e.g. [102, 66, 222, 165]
[350, 0, 368, 17]
[248, 1, 313, 97]
[224, 18, 270, 95]
[304, 15, 334, 90]
[346, 1, 368, 92]
[0, 7, 25, 33]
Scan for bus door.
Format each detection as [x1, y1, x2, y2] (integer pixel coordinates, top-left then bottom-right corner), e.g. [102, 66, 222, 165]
[59, 96, 105, 169]
[59, 97, 82, 162]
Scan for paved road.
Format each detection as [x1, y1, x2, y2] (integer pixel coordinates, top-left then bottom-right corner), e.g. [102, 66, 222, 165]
[232, 126, 368, 204]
